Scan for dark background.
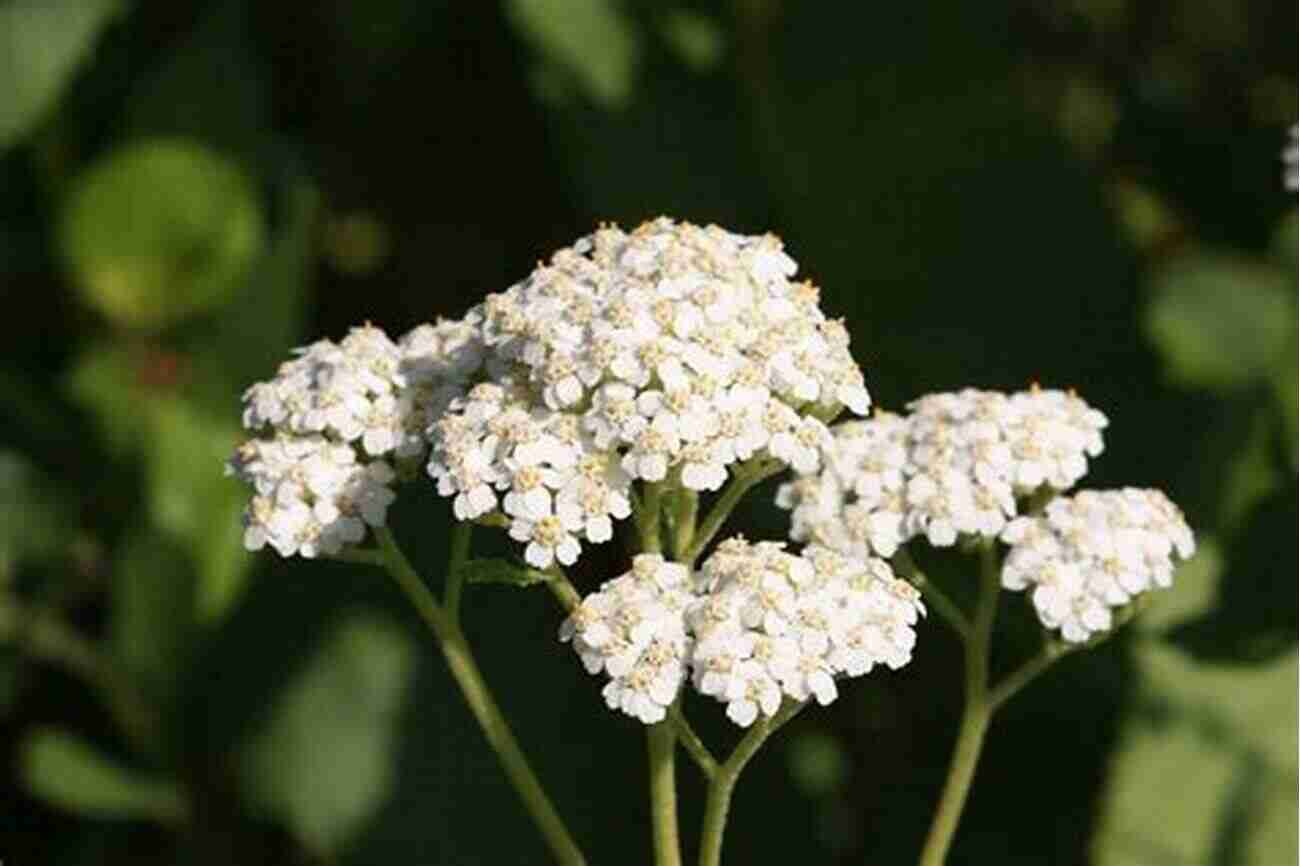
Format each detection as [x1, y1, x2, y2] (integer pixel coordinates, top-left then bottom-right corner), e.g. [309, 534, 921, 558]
[0, 1, 1295, 864]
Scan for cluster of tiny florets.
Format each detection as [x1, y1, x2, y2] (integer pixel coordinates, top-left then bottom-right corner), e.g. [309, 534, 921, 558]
[1000, 489, 1195, 643]
[229, 322, 484, 557]
[560, 539, 922, 726]
[559, 555, 695, 723]
[430, 218, 870, 567]
[778, 387, 1107, 558]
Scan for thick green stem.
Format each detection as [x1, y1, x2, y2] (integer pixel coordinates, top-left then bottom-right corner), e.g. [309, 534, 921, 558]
[374, 529, 585, 866]
[647, 722, 684, 866]
[697, 701, 804, 866]
[638, 481, 666, 554]
[670, 489, 699, 561]
[917, 542, 1001, 866]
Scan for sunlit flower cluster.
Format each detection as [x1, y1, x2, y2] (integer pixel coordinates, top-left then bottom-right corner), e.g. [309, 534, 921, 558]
[430, 218, 871, 567]
[778, 387, 1108, 558]
[559, 555, 695, 723]
[230, 322, 484, 557]
[1000, 489, 1195, 642]
[560, 540, 923, 726]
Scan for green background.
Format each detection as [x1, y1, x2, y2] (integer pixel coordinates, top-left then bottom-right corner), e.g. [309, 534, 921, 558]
[0, 1, 1295, 864]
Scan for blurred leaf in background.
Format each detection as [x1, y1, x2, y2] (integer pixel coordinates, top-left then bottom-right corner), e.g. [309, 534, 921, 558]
[506, 0, 640, 107]
[19, 727, 186, 823]
[1145, 249, 1293, 392]
[238, 612, 415, 857]
[59, 139, 264, 331]
[0, 0, 122, 150]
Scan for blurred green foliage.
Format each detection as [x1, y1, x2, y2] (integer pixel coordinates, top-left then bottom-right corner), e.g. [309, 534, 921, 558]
[0, 1, 1293, 865]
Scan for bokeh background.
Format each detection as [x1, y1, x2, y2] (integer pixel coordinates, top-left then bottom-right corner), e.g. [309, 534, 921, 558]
[1, 1, 1296, 864]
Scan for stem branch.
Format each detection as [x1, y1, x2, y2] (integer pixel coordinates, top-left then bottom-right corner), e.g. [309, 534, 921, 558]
[374, 529, 585, 866]
[669, 702, 718, 779]
[683, 458, 782, 565]
[891, 547, 969, 640]
[917, 541, 1000, 866]
[697, 701, 804, 866]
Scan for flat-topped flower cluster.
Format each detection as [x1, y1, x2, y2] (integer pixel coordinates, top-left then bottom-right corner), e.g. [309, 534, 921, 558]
[778, 388, 1108, 560]
[777, 387, 1194, 642]
[231, 218, 871, 565]
[1001, 489, 1195, 642]
[560, 539, 924, 725]
[229, 322, 481, 557]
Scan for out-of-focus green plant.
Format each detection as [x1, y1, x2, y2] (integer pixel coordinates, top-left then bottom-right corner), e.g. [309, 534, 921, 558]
[0, 0, 123, 150]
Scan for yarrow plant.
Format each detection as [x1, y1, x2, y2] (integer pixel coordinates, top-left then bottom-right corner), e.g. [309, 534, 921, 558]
[229, 218, 1195, 866]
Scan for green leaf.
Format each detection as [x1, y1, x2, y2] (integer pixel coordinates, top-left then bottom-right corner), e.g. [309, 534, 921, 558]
[20, 727, 187, 823]
[146, 400, 250, 623]
[0, 450, 69, 573]
[1136, 538, 1222, 633]
[506, 0, 640, 107]
[60, 138, 266, 331]
[1145, 248, 1293, 391]
[64, 344, 255, 622]
[658, 10, 724, 72]
[239, 613, 415, 855]
[183, 177, 318, 394]
[109, 532, 195, 704]
[63, 345, 146, 458]
[458, 558, 553, 587]
[0, 0, 123, 150]
[1093, 642, 1298, 866]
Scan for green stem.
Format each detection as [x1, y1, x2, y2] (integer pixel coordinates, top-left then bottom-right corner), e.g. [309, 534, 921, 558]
[682, 458, 782, 565]
[444, 521, 473, 628]
[670, 489, 699, 562]
[545, 567, 583, 613]
[374, 529, 586, 866]
[891, 547, 970, 640]
[638, 481, 666, 554]
[987, 644, 1064, 712]
[669, 701, 718, 779]
[647, 722, 684, 866]
[697, 701, 805, 866]
[917, 542, 1001, 866]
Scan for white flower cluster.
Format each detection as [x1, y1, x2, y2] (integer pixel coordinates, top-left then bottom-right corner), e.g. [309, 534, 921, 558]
[778, 387, 1108, 558]
[230, 322, 484, 557]
[1000, 489, 1195, 642]
[559, 555, 695, 723]
[430, 218, 871, 568]
[560, 540, 923, 726]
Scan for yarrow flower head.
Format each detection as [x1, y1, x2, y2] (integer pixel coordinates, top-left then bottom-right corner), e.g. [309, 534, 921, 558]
[560, 539, 923, 727]
[229, 322, 485, 557]
[688, 539, 923, 726]
[429, 218, 872, 567]
[559, 555, 695, 723]
[778, 387, 1108, 558]
[1000, 489, 1195, 643]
